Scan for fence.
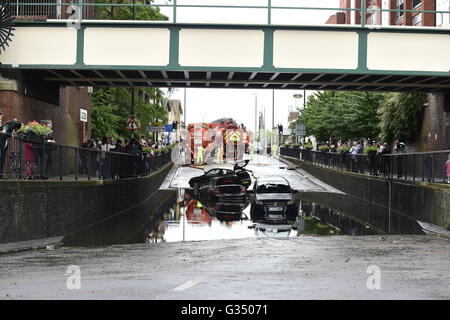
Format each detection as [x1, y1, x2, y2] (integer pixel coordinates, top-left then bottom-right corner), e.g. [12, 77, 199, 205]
[280, 147, 450, 184]
[0, 136, 172, 181]
[6, 1, 450, 27]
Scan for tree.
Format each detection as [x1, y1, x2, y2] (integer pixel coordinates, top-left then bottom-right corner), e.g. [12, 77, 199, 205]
[94, 0, 169, 21]
[296, 91, 384, 142]
[378, 92, 426, 143]
[91, 88, 122, 139]
[91, 87, 168, 140]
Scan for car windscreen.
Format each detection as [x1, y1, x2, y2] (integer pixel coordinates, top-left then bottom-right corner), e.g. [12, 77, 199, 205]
[256, 183, 291, 193]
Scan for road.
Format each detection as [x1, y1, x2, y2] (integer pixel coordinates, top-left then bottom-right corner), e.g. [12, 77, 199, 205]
[0, 155, 449, 300]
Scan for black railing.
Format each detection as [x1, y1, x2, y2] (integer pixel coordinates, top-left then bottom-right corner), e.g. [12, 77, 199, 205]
[280, 147, 450, 184]
[0, 136, 172, 181]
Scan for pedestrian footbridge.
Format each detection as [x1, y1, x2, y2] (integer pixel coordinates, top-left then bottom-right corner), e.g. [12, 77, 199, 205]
[2, 6, 450, 91]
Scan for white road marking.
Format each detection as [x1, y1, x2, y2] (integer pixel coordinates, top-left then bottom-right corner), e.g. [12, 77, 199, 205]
[173, 277, 205, 291]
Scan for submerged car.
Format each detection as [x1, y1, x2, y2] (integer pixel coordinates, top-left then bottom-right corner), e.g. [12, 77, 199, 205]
[189, 160, 251, 193]
[198, 175, 248, 201]
[250, 177, 298, 222]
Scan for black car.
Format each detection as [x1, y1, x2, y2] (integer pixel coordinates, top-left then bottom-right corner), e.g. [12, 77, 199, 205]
[250, 177, 298, 222]
[198, 175, 248, 202]
[201, 196, 250, 222]
[189, 160, 251, 193]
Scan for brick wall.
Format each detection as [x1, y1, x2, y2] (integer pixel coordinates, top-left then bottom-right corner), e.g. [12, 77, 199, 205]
[407, 93, 449, 152]
[0, 86, 91, 146]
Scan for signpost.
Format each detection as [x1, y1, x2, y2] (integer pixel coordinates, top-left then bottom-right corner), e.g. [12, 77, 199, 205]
[147, 125, 165, 132]
[296, 123, 306, 146]
[126, 116, 140, 131]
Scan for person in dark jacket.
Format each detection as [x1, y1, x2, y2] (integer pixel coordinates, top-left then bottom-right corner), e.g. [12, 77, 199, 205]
[35, 120, 55, 179]
[0, 120, 22, 178]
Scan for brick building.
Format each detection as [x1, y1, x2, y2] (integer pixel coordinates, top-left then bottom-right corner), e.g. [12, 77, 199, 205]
[328, 0, 449, 27]
[327, 0, 450, 151]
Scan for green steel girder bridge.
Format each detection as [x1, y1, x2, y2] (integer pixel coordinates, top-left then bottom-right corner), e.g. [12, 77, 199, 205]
[2, 2, 450, 92]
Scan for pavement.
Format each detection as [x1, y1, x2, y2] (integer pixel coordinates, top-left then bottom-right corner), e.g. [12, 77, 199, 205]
[0, 235, 449, 300]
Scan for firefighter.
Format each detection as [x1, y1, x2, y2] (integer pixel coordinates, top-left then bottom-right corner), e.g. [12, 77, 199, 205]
[196, 145, 205, 164]
[271, 143, 278, 157]
[249, 141, 254, 160]
[216, 145, 223, 164]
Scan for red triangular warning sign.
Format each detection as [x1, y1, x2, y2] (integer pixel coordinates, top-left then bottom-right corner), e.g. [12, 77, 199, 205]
[126, 117, 140, 130]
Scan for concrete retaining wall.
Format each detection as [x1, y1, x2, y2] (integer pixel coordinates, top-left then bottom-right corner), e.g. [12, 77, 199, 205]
[284, 157, 450, 228]
[0, 163, 173, 244]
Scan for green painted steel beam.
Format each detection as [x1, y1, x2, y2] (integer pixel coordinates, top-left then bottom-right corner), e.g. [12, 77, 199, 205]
[76, 27, 85, 66]
[169, 27, 180, 68]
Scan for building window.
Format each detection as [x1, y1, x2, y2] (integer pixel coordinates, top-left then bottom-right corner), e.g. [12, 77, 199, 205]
[396, 0, 404, 20]
[412, 13, 422, 26]
[413, 0, 422, 8]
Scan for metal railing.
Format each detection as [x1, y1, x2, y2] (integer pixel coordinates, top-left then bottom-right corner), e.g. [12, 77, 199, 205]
[280, 147, 450, 184]
[6, 1, 450, 27]
[0, 136, 172, 181]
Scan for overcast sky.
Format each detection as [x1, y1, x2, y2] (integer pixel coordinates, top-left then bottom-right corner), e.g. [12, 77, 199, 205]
[157, 0, 340, 132]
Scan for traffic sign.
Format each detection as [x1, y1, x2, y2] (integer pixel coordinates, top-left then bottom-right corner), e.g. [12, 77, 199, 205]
[296, 123, 306, 136]
[147, 126, 165, 132]
[126, 117, 140, 130]
[165, 124, 173, 132]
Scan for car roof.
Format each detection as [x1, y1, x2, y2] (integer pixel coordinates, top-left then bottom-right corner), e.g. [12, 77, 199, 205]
[256, 177, 290, 185]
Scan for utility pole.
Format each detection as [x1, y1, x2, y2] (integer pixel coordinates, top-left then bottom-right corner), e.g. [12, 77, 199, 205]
[131, 88, 135, 138]
[184, 88, 187, 127]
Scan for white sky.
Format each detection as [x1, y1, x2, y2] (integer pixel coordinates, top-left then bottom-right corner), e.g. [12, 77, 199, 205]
[157, 0, 340, 132]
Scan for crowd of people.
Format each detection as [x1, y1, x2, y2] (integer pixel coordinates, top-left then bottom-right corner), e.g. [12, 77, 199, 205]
[296, 138, 450, 182]
[79, 136, 173, 179]
[0, 110, 172, 180]
[0, 112, 56, 179]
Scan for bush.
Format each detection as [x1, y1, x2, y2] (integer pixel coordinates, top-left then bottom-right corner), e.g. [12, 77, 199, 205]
[364, 146, 378, 154]
[337, 146, 350, 154]
[304, 142, 313, 150]
[318, 145, 330, 152]
[292, 144, 300, 148]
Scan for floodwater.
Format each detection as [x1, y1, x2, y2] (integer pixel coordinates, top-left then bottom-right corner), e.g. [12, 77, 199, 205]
[63, 187, 425, 247]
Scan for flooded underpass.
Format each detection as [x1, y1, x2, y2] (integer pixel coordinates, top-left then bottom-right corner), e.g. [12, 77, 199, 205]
[62, 154, 428, 247]
[2, 155, 449, 300]
[63, 187, 425, 247]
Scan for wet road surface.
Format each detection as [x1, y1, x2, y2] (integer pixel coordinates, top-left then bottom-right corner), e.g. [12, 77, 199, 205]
[0, 154, 449, 299]
[0, 236, 449, 299]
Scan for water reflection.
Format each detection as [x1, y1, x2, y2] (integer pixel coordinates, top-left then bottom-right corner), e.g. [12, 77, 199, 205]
[63, 188, 425, 247]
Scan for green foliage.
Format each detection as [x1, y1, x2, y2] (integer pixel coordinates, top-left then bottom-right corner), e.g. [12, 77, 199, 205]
[318, 145, 330, 152]
[17, 121, 52, 136]
[297, 91, 384, 142]
[378, 92, 426, 143]
[91, 88, 122, 139]
[337, 146, 350, 153]
[91, 87, 168, 140]
[364, 145, 378, 154]
[94, 0, 169, 21]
